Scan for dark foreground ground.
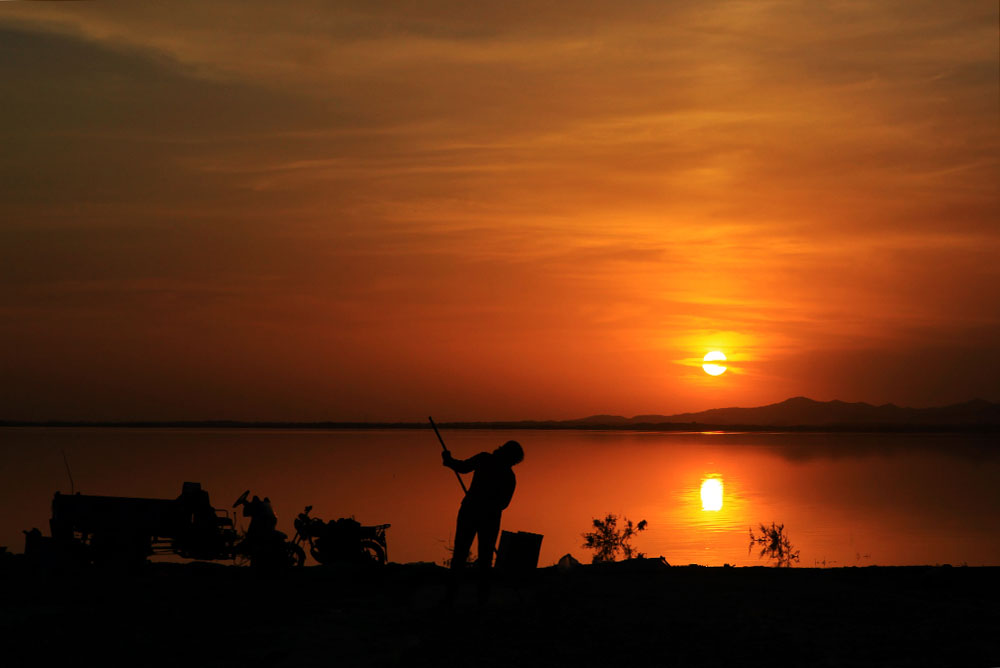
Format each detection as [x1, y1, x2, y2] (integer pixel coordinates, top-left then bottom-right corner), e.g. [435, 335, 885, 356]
[1, 558, 997, 667]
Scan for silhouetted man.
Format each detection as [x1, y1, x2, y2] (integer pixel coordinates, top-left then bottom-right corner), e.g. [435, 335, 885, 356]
[177, 482, 219, 556]
[238, 495, 277, 542]
[442, 439, 524, 604]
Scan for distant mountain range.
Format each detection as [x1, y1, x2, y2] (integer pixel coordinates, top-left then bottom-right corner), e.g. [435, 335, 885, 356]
[3, 397, 998, 430]
[561, 397, 1000, 428]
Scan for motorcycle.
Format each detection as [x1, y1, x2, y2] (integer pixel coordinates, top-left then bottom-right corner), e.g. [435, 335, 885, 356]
[232, 490, 305, 569]
[292, 505, 390, 566]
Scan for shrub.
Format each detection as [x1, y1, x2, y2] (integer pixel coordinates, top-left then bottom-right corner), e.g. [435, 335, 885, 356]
[582, 513, 647, 563]
[748, 522, 800, 567]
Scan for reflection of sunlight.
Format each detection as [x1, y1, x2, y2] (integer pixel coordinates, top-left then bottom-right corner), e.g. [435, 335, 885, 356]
[701, 478, 723, 511]
[662, 468, 746, 565]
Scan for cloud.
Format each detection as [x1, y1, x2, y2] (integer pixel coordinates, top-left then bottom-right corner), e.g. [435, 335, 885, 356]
[0, 2, 997, 418]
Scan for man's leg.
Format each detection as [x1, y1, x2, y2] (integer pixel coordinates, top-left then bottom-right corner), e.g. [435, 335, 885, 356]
[452, 503, 477, 570]
[446, 504, 477, 605]
[475, 510, 502, 604]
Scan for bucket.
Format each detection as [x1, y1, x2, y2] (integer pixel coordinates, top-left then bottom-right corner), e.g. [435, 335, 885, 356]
[495, 530, 543, 574]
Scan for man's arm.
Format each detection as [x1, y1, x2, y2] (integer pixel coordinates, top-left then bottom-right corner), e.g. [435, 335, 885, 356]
[442, 451, 484, 474]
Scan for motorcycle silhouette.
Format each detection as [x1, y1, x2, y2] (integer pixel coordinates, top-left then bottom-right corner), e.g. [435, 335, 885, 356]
[233, 490, 305, 569]
[292, 505, 390, 566]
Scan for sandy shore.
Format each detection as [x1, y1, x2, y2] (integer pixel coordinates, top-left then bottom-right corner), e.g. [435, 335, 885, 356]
[2, 559, 997, 667]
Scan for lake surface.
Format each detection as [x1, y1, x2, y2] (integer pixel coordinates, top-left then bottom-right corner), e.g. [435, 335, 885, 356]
[1, 428, 998, 567]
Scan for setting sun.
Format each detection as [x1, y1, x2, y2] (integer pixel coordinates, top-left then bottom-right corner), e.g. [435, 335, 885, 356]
[701, 478, 724, 511]
[703, 351, 727, 376]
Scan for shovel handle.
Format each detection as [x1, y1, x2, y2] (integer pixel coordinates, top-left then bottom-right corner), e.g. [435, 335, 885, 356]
[429, 416, 468, 494]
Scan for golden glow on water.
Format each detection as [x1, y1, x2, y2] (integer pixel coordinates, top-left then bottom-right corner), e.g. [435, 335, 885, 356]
[701, 477, 724, 511]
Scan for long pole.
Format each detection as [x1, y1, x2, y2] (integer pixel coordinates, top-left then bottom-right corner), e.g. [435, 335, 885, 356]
[429, 416, 468, 494]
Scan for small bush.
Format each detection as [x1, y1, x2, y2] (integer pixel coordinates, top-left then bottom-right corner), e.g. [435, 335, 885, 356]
[582, 513, 647, 563]
[748, 522, 800, 567]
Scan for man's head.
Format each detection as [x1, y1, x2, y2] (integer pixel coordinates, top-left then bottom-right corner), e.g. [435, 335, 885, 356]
[495, 440, 524, 466]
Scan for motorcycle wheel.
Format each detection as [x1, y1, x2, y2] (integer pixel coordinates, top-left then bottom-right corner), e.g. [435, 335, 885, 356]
[286, 543, 306, 568]
[359, 540, 386, 566]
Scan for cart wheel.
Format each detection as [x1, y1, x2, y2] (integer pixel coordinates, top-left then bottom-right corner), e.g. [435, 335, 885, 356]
[360, 540, 386, 566]
[287, 543, 306, 568]
[91, 532, 148, 570]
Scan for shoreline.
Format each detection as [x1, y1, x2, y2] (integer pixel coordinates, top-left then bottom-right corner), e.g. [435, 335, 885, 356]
[2, 559, 997, 666]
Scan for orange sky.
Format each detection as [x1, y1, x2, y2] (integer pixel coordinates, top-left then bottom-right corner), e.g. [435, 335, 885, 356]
[1, 1, 997, 420]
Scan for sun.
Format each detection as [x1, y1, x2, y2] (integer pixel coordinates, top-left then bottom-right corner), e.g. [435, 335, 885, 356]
[702, 351, 727, 376]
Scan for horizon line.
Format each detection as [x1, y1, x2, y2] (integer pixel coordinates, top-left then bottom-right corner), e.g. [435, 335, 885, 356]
[1, 395, 996, 428]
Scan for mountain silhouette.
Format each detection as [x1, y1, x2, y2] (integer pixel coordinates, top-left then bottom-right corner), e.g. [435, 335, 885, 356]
[3, 397, 997, 430]
[567, 397, 1000, 427]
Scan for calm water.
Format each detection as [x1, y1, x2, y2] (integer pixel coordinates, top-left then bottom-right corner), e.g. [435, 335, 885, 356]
[1, 428, 998, 567]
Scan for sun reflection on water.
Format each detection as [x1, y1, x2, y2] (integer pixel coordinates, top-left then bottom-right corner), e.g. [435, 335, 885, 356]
[701, 477, 724, 511]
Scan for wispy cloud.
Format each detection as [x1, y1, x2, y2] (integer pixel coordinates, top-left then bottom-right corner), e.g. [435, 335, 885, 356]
[0, 1, 997, 418]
